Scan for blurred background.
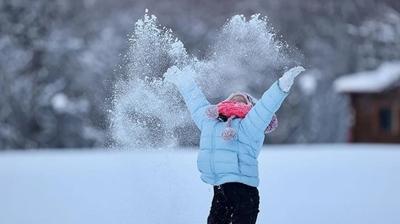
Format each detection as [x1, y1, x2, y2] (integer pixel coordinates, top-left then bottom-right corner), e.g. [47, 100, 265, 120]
[1, 0, 400, 150]
[1, 1, 399, 224]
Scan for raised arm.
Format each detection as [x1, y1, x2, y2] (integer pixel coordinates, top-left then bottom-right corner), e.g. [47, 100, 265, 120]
[240, 66, 305, 139]
[164, 66, 211, 130]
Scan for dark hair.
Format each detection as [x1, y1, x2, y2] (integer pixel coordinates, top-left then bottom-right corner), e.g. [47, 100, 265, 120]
[245, 94, 256, 106]
[218, 114, 228, 122]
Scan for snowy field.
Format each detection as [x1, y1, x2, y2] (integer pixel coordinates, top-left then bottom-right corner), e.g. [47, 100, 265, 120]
[0, 144, 399, 224]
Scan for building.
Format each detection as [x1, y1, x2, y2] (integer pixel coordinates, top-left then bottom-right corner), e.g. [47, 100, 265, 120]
[334, 62, 400, 143]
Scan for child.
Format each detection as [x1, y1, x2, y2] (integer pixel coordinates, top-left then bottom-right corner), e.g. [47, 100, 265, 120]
[164, 65, 305, 224]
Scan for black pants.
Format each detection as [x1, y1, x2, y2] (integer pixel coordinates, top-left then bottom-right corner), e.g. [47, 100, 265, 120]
[207, 182, 260, 224]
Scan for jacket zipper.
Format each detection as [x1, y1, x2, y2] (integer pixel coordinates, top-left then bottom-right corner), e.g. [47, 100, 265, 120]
[210, 122, 217, 176]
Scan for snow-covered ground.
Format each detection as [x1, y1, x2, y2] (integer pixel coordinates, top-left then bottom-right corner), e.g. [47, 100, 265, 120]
[0, 144, 399, 224]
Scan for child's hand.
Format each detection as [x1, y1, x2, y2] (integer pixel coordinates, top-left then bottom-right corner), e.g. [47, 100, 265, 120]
[163, 66, 182, 85]
[278, 66, 305, 92]
[284, 66, 305, 78]
[164, 65, 196, 87]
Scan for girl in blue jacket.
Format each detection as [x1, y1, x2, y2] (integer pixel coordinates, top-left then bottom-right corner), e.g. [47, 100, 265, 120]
[164, 65, 305, 224]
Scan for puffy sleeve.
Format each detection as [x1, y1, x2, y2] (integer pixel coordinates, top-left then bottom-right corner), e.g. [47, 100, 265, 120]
[239, 81, 289, 139]
[172, 73, 211, 130]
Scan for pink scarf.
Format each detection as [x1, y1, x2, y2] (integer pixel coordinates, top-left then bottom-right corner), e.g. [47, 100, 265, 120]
[206, 100, 278, 140]
[217, 100, 252, 118]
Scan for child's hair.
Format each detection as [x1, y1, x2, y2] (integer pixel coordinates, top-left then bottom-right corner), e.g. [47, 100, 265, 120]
[225, 92, 257, 106]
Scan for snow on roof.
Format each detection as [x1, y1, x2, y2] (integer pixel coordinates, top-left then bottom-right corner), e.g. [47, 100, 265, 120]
[334, 61, 400, 93]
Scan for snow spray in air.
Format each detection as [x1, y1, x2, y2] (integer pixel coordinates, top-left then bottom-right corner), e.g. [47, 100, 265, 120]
[110, 12, 192, 149]
[194, 14, 294, 97]
[110, 11, 298, 149]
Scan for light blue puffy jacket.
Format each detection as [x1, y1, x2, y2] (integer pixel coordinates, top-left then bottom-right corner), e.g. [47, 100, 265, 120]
[175, 75, 288, 187]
